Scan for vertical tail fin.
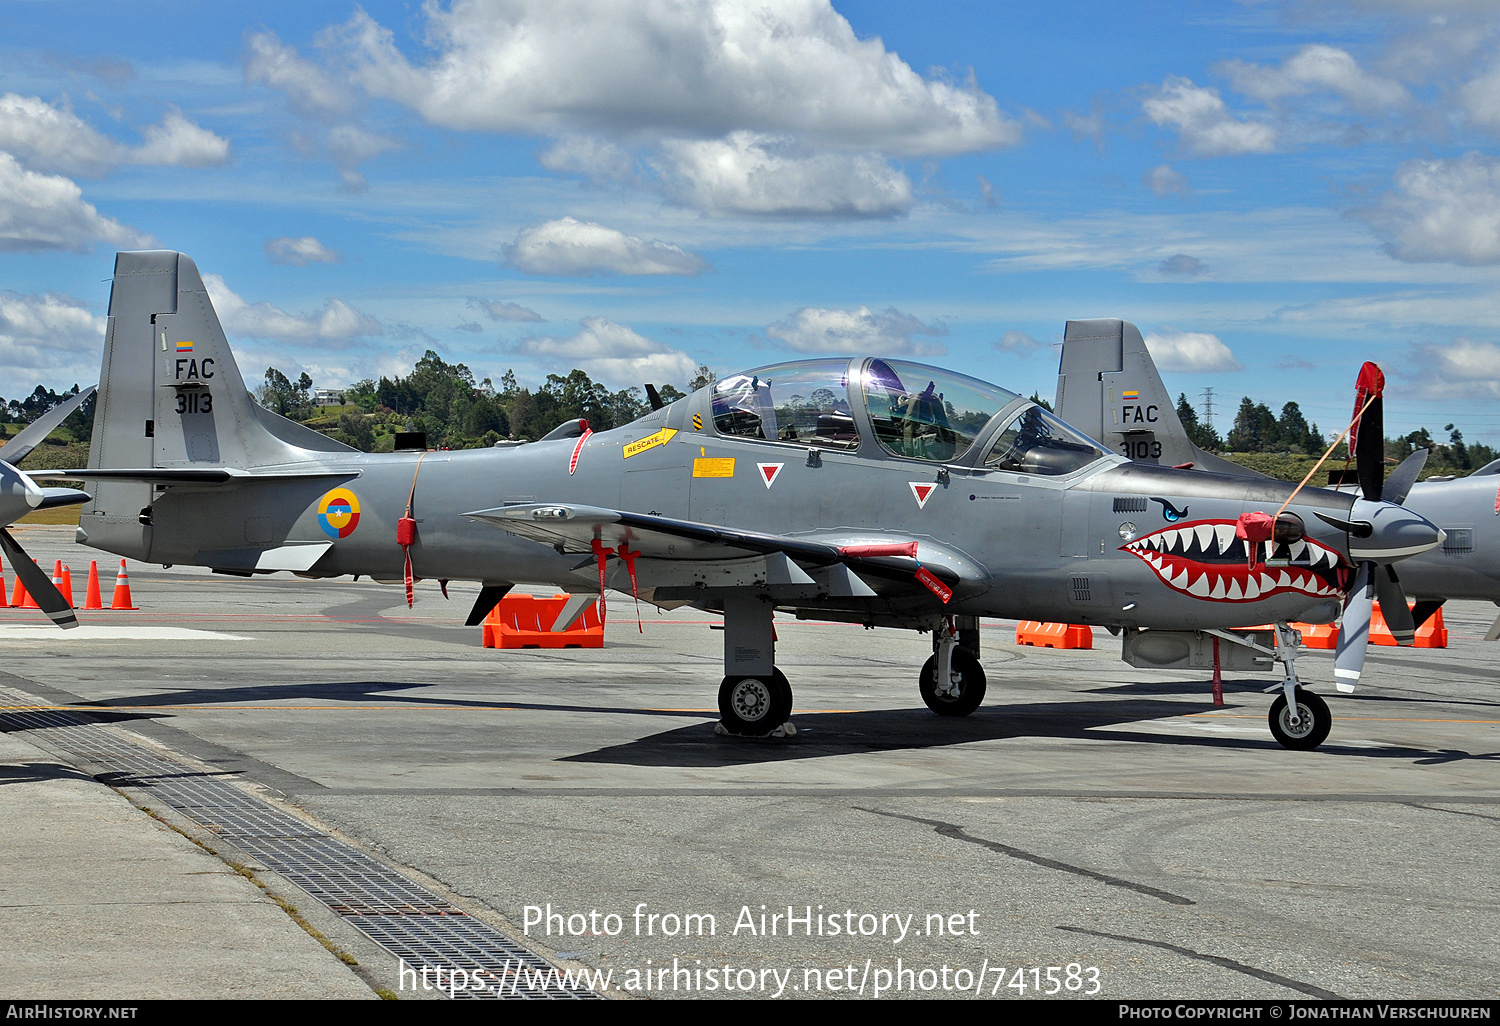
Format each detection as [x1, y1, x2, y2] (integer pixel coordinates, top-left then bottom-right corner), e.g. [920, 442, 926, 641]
[83, 251, 354, 559]
[1055, 318, 1258, 477]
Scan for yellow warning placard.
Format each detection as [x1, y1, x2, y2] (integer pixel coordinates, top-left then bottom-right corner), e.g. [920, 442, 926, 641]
[622, 427, 677, 458]
[693, 457, 735, 478]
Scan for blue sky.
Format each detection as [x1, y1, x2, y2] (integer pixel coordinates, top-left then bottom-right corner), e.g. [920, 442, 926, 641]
[3, 0, 1499, 445]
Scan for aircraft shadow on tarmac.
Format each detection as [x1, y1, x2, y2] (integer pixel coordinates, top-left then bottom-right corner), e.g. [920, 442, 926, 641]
[24, 681, 1497, 770]
[559, 698, 1500, 768]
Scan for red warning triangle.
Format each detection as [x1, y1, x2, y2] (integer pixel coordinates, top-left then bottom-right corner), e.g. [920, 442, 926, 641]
[909, 482, 936, 509]
[758, 463, 784, 489]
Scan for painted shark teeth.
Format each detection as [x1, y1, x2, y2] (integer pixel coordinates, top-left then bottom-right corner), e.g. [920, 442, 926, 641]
[1123, 520, 1344, 603]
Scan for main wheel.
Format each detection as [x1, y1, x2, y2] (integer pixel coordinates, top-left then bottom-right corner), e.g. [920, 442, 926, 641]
[718, 669, 793, 736]
[919, 648, 987, 717]
[1268, 687, 1331, 750]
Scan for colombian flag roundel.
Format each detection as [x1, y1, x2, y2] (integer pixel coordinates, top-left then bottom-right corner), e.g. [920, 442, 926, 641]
[317, 488, 361, 539]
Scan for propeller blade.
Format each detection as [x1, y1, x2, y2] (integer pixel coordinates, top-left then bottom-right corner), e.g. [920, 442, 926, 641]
[1374, 565, 1415, 646]
[1333, 561, 1374, 693]
[1313, 511, 1373, 538]
[1383, 448, 1428, 506]
[1352, 362, 1385, 502]
[0, 529, 77, 629]
[0, 386, 94, 465]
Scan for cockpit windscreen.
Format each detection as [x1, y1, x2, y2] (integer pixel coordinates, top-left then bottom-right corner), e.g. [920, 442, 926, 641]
[984, 405, 1104, 476]
[861, 359, 1018, 462]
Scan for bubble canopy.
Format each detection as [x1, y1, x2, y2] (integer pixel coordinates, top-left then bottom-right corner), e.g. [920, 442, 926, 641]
[707, 357, 1105, 474]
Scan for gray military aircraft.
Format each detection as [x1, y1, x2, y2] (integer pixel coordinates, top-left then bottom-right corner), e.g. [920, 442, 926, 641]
[20, 252, 1448, 750]
[1056, 318, 1500, 648]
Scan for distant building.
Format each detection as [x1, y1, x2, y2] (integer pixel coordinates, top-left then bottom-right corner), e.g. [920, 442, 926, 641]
[314, 388, 346, 407]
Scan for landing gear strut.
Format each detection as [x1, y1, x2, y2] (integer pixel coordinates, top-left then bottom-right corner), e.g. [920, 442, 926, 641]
[1207, 622, 1333, 750]
[716, 593, 794, 737]
[920, 616, 987, 716]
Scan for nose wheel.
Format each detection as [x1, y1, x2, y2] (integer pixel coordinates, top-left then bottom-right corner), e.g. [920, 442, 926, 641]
[718, 669, 793, 736]
[1268, 687, 1330, 750]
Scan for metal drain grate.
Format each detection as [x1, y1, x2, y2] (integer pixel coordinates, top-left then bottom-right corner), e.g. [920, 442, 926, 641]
[0, 690, 594, 1000]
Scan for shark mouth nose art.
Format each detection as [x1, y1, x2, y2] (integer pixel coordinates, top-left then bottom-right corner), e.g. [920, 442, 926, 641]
[1122, 519, 1345, 602]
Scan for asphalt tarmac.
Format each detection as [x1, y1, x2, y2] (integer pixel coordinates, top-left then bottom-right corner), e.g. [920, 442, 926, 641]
[2, 525, 1496, 1001]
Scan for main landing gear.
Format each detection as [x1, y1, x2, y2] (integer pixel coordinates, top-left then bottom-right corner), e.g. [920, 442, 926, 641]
[715, 593, 795, 737]
[920, 616, 986, 717]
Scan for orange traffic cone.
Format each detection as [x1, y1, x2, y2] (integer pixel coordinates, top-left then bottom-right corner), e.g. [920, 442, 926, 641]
[21, 561, 40, 608]
[54, 561, 75, 608]
[84, 560, 103, 610]
[110, 559, 137, 610]
[10, 565, 26, 608]
[0, 553, 7, 608]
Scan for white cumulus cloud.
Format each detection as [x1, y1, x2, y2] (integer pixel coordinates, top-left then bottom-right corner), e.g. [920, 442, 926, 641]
[0, 93, 229, 175]
[539, 136, 637, 183]
[515, 316, 697, 388]
[468, 298, 542, 323]
[0, 153, 149, 253]
[264, 236, 342, 266]
[657, 133, 914, 217]
[131, 110, 231, 168]
[1143, 164, 1188, 197]
[202, 274, 382, 343]
[329, 0, 1019, 156]
[767, 306, 948, 356]
[1144, 327, 1243, 372]
[505, 217, 706, 276]
[1221, 45, 1410, 114]
[997, 330, 1042, 353]
[1143, 77, 1276, 157]
[1363, 152, 1500, 265]
[244, 30, 356, 117]
[1406, 338, 1500, 400]
[0, 290, 107, 383]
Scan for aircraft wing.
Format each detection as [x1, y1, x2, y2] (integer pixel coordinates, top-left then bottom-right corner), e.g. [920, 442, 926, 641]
[462, 503, 988, 596]
[29, 467, 360, 485]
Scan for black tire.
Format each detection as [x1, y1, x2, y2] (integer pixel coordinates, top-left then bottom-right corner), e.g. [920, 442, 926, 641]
[920, 648, 987, 717]
[1268, 687, 1331, 750]
[718, 669, 793, 736]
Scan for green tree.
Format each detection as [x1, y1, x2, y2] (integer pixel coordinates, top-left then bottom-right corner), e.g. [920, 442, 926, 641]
[337, 412, 375, 451]
[257, 368, 313, 420]
[1177, 392, 1223, 451]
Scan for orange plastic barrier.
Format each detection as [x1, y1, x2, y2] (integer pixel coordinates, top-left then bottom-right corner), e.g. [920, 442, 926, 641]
[483, 593, 603, 649]
[1292, 622, 1338, 649]
[1016, 621, 1093, 649]
[1371, 602, 1447, 648]
[1241, 602, 1447, 650]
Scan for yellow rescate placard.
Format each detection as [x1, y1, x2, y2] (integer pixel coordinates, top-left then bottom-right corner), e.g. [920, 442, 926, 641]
[693, 457, 735, 478]
[622, 427, 677, 458]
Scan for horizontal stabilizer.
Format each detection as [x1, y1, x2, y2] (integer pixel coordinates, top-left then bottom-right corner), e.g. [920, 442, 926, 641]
[195, 542, 333, 573]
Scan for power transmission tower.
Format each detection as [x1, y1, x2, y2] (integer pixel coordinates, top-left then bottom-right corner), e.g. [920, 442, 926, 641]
[1200, 387, 1216, 431]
